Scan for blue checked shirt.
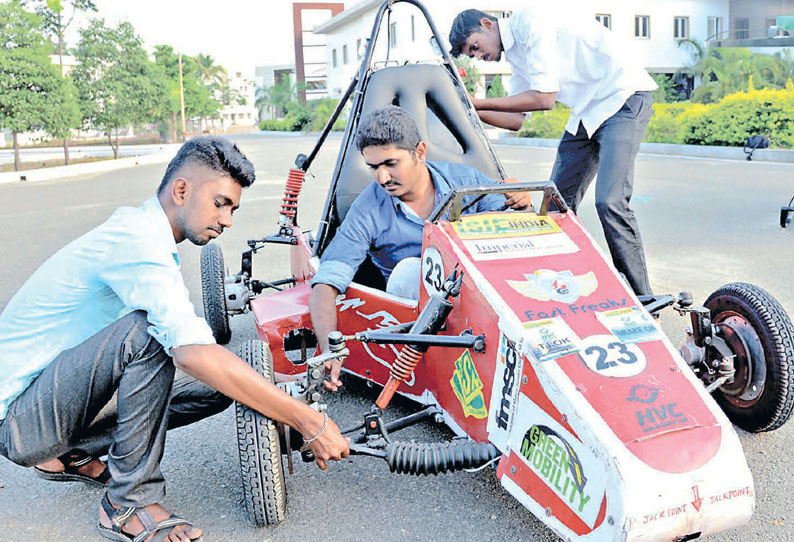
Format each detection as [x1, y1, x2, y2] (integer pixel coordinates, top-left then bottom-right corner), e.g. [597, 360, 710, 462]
[311, 161, 505, 293]
[0, 196, 216, 420]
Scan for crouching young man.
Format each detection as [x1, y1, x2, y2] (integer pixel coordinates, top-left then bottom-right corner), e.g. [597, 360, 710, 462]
[0, 136, 349, 541]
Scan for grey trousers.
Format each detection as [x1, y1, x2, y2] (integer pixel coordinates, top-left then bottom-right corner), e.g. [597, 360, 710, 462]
[551, 91, 654, 296]
[0, 310, 231, 507]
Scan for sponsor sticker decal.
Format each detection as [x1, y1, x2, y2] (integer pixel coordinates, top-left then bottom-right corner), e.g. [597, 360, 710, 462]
[595, 306, 663, 344]
[487, 335, 524, 452]
[625, 385, 689, 433]
[510, 396, 607, 528]
[463, 232, 578, 261]
[522, 318, 580, 361]
[579, 334, 647, 378]
[453, 212, 561, 239]
[450, 350, 488, 419]
[508, 269, 597, 304]
[524, 296, 628, 321]
[421, 247, 445, 297]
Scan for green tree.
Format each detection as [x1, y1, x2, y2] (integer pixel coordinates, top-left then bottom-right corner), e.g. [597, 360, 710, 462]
[486, 74, 507, 98]
[194, 53, 226, 88]
[72, 19, 169, 158]
[32, 0, 96, 164]
[676, 39, 790, 102]
[154, 46, 221, 140]
[255, 76, 296, 120]
[0, 1, 71, 171]
[651, 73, 684, 103]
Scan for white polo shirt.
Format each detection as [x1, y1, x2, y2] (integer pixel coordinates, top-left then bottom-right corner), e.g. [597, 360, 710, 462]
[500, 6, 657, 137]
[0, 197, 216, 420]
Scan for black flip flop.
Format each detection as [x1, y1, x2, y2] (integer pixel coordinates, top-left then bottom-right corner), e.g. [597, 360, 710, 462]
[34, 449, 111, 488]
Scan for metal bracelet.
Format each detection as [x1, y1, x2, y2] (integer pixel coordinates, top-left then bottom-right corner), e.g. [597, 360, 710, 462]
[301, 412, 328, 449]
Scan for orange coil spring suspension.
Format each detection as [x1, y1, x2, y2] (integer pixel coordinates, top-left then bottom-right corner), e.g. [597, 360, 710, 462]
[280, 168, 306, 220]
[376, 345, 422, 409]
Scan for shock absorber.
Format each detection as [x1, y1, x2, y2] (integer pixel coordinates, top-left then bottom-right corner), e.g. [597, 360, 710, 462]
[385, 440, 499, 475]
[279, 168, 306, 226]
[375, 270, 462, 410]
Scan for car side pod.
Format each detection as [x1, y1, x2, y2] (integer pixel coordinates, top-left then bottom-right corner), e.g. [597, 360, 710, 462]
[419, 206, 755, 542]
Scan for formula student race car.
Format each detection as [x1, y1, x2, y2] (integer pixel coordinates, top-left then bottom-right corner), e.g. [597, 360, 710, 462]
[200, 1, 794, 540]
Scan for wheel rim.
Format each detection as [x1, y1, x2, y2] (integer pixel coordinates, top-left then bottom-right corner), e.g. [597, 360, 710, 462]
[714, 311, 766, 404]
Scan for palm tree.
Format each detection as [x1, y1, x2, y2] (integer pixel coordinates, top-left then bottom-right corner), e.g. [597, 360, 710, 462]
[255, 77, 296, 120]
[195, 53, 226, 88]
[676, 39, 774, 102]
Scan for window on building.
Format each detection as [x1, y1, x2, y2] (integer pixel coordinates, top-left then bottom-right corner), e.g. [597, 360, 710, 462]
[332, 48, 337, 68]
[735, 17, 749, 39]
[411, 15, 416, 42]
[635, 15, 650, 38]
[674, 16, 689, 39]
[357, 38, 362, 60]
[595, 14, 611, 29]
[708, 16, 723, 39]
[343, 44, 348, 64]
[390, 22, 398, 47]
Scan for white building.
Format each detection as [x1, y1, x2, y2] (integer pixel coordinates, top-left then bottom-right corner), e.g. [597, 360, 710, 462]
[314, 0, 732, 98]
[216, 70, 258, 129]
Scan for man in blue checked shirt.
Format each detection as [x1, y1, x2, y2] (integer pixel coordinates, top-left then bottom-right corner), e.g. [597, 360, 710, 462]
[0, 136, 349, 542]
[310, 106, 531, 391]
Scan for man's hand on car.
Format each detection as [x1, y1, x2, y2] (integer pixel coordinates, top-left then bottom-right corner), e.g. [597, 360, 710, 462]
[324, 357, 344, 391]
[502, 176, 532, 210]
[305, 413, 350, 470]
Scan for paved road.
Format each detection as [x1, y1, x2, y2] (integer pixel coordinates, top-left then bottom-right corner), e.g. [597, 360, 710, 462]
[0, 143, 178, 165]
[1, 134, 793, 541]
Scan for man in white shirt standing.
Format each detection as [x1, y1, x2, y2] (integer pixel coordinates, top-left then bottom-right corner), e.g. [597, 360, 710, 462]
[0, 136, 349, 541]
[448, 6, 658, 296]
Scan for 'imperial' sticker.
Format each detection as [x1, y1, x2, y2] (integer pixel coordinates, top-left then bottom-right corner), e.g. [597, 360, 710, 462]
[595, 306, 663, 344]
[463, 232, 578, 261]
[523, 318, 580, 362]
[507, 269, 597, 304]
[453, 212, 561, 239]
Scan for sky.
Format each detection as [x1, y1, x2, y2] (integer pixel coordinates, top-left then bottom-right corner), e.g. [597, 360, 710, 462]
[64, 0, 304, 76]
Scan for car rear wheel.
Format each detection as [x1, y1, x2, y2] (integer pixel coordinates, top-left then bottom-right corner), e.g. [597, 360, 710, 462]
[705, 282, 794, 432]
[200, 243, 231, 344]
[235, 340, 287, 526]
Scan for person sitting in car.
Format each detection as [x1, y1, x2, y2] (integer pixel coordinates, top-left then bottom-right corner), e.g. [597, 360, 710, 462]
[309, 105, 531, 390]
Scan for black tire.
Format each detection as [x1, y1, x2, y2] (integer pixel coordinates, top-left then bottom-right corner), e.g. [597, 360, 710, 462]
[235, 340, 287, 526]
[705, 282, 794, 432]
[200, 243, 231, 344]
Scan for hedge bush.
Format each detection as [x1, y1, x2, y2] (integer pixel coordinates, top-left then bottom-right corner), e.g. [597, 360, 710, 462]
[259, 98, 347, 132]
[681, 86, 794, 147]
[644, 103, 692, 143]
[517, 105, 570, 139]
[516, 86, 794, 148]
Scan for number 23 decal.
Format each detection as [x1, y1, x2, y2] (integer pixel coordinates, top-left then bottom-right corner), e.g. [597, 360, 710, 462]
[580, 335, 646, 377]
[421, 247, 445, 297]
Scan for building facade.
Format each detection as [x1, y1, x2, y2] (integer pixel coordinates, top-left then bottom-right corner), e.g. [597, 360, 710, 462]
[729, 0, 794, 40]
[215, 70, 258, 130]
[313, 0, 732, 98]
